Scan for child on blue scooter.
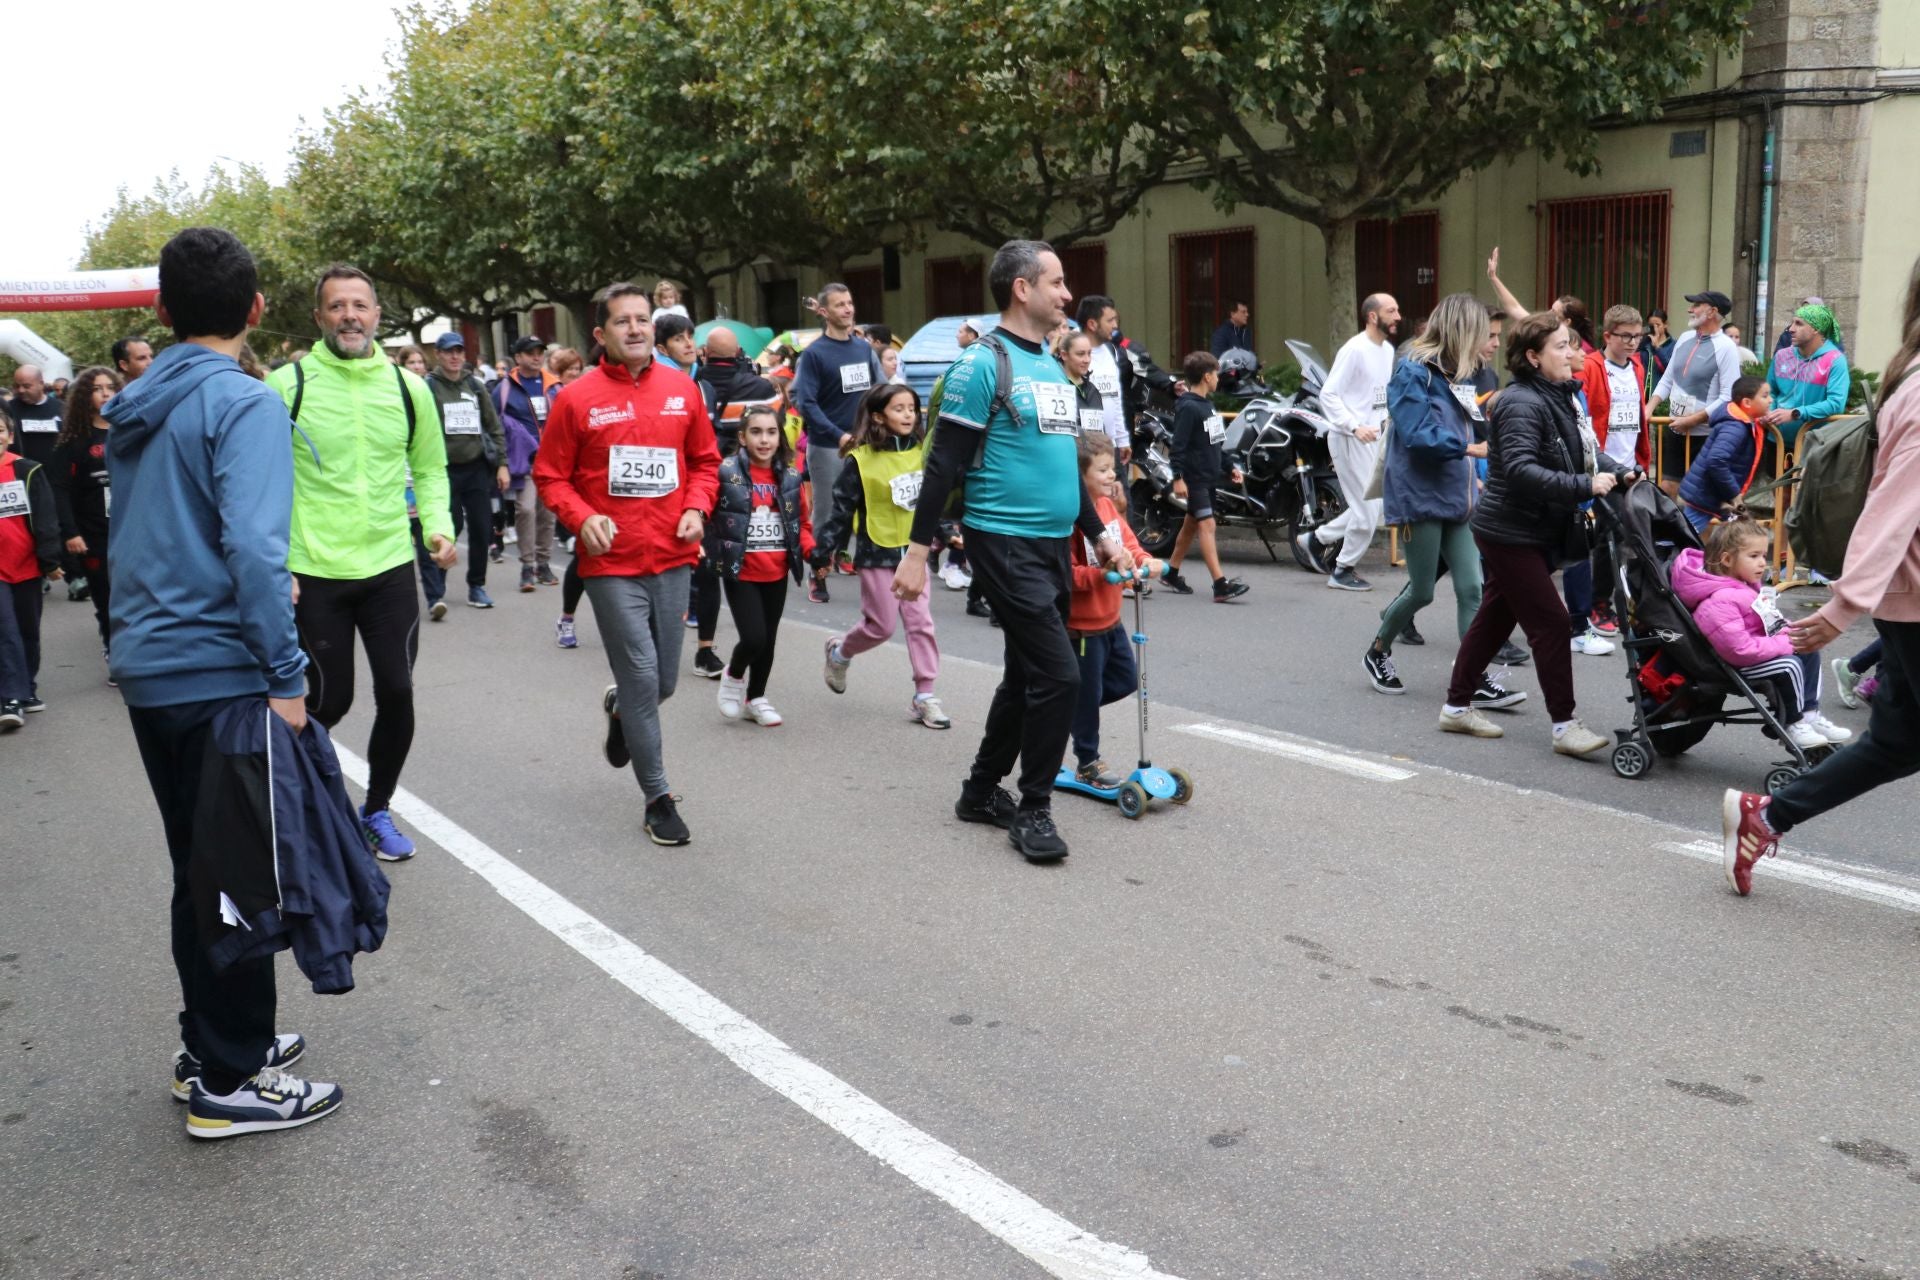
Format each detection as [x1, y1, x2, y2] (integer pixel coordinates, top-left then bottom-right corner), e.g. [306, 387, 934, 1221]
[1067, 433, 1159, 787]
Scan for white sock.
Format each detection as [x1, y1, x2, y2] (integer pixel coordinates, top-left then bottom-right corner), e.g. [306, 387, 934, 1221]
[1441, 704, 1468, 717]
[1552, 719, 1575, 738]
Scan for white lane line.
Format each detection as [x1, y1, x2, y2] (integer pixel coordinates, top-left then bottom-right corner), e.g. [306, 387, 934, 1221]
[1656, 840, 1920, 915]
[335, 746, 1183, 1280]
[1172, 722, 1417, 782]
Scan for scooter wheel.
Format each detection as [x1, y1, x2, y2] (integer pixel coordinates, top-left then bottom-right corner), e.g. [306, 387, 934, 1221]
[1116, 781, 1149, 820]
[1167, 767, 1194, 805]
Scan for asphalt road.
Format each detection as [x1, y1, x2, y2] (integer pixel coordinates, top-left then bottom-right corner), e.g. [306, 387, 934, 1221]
[4, 539, 1919, 1280]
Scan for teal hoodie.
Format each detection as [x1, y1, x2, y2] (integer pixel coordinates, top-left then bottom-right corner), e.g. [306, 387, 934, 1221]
[1767, 339, 1850, 447]
[104, 343, 307, 707]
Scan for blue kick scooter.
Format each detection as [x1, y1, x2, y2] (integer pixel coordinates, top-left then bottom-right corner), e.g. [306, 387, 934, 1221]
[1052, 565, 1194, 818]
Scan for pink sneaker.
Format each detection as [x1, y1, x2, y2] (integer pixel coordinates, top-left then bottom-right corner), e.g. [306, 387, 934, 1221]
[1720, 789, 1779, 896]
[1858, 674, 1880, 702]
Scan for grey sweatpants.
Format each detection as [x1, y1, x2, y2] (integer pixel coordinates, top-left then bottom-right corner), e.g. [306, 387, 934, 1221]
[583, 567, 690, 803]
[808, 443, 845, 550]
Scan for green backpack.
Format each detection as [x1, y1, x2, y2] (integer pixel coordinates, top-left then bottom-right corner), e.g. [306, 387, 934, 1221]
[1786, 403, 1879, 577]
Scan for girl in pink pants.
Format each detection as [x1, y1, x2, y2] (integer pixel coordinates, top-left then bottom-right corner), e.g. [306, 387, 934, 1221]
[816, 384, 950, 729]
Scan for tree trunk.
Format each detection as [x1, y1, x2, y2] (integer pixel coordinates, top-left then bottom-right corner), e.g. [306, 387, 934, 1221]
[1322, 217, 1359, 362]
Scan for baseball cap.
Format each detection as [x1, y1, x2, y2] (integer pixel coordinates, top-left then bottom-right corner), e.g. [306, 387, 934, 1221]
[1683, 290, 1733, 315]
[434, 332, 465, 351]
[511, 336, 547, 355]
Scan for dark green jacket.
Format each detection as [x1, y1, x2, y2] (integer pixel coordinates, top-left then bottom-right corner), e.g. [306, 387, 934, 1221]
[426, 370, 507, 467]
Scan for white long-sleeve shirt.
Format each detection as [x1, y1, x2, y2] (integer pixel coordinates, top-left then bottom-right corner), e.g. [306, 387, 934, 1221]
[1088, 342, 1128, 450]
[1651, 327, 1744, 436]
[1320, 330, 1396, 438]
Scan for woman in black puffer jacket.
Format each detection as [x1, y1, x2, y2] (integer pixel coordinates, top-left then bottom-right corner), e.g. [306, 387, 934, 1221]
[1441, 312, 1638, 755]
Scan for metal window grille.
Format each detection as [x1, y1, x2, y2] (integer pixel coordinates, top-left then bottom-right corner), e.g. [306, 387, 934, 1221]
[1057, 243, 1108, 303]
[925, 257, 984, 321]
[1355, 212, 1440, 330]
[1172, 229, 1255, 355]
[1541, 191, 1672, 318]
[844, 266, 885, 325]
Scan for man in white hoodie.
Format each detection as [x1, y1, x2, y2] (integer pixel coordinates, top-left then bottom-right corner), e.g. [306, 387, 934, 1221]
[1300, 293, 1399, 591]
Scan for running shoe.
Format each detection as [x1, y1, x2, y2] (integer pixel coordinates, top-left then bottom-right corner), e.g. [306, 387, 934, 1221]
[1570, 628, 1616, 656]
[1551, 722, 1610, 758]
[1327, 566, 1372, 591]
[468, 586, 495, 608]
[361, 807, 416, 861]
[1802, 711, 1852, 743]
[940, 562, 971, 591]
[954, 786, 1019, 829]
[603, 684, 629, 769]
[1471, 674, 1528, 710]
[1720, 788, 1778, 895]
[1785, 720, 1830, 750]
[429, 599, 449, 621]
[1008, 809, 1069, 863]
[693, 647, 725, 680]
[520, 567, 537, 594]
[910, 694, 951, 729]
[1398, 623, 1425, 646]
[684, 605, 699, 628]
[186, 1066, 341, 1140]
[0, 703, 22, 732]
[1438, 708, 1503, 738]
[644, 794, 691, 846]
[1494, 640, 1531, 666]
[808, 578, 830, 605]
[555, 616, 577, 649]
[17, 696, 43, 714]
[717, 670, 747, 720]
[1294, 530, 1330, 575]
[965, 597, 993, 619]
[1213, 576, 1250, 603]
[1830, 657, 1865, 709]
[745, 697, 783, 727]
[1159, 568, 1194, 595]
[489, 547, 506, 564]
[68, 577, 90, 602]
[1364, 647, 1404, 695]
[823, 637, 850, 694]
[1858, 675, 1881, 702]
[835, 553, 856, 576]
[537, 564, 560, 587]
[1590, 603, 1620, 635]
[1075, 759, 1123, 789]
[173, 1034, 305, 1102]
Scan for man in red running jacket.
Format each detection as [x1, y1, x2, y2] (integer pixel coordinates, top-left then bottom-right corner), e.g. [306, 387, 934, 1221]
[534, 283, 721, 847]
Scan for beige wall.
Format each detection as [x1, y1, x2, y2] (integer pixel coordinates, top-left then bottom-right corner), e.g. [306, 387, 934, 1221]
[1857, 94, 1920, 372]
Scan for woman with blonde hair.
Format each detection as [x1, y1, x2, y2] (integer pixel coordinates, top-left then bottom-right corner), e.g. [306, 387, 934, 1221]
[1365, 293, 1497, 698]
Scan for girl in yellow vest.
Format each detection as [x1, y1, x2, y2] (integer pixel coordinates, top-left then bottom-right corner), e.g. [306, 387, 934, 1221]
[816, 384, 949, 729]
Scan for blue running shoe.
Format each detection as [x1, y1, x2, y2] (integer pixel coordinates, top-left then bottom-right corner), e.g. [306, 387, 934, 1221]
[361, 806, 416, 861]
[468, 585, 495, 609]
[173, 1033, 306, 1102]
[556, 616, 578, 649]
[187, 1066, 342, 1139]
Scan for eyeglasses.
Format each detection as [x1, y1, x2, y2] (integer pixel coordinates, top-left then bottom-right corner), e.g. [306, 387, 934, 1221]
[1608, 330, 1643, 340]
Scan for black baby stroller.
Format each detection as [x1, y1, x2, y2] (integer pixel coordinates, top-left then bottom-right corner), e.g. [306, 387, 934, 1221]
[1593, 483, 1830, 790]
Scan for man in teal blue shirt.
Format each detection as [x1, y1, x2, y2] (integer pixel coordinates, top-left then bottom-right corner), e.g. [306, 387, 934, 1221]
[897, 240, 1130, 864]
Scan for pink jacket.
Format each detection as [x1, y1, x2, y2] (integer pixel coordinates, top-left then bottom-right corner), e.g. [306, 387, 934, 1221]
[1819, 361, 1920, 628]
[1671, 547, 1793, 667]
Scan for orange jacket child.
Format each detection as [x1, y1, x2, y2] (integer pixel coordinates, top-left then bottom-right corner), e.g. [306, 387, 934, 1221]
[1068, 493, 1149, 632]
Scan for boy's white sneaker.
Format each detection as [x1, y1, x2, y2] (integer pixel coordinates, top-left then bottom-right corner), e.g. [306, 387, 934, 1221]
[1785, 720, 1830, 750]
[910, 694, 951, 729]
[940, 562, 971, 591]
[717, 671, 747, 720]
[745, 697, 783, 727]
[1570, 629, 1615, 657]
[1801, 711, 1852, 743]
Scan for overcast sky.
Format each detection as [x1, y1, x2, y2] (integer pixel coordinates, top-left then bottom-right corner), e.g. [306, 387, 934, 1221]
[11, 0, 445, 273]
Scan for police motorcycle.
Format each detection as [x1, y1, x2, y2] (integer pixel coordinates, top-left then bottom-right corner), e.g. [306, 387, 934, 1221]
[1126, 344, 1346, 563]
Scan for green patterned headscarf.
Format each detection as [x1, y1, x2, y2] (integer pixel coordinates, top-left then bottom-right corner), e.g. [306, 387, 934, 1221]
[1795, 303, 1841, 348]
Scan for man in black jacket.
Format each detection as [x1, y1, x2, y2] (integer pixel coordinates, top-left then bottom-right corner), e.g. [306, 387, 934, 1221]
[694, 329, 778, 450]
[1160, 352, 1249, 603]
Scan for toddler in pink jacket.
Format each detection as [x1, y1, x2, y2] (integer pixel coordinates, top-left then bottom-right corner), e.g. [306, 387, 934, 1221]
[1670, 520, 1850, 748]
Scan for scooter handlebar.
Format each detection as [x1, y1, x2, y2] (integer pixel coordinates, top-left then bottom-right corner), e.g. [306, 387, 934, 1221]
[1104, 563, 1159, 584]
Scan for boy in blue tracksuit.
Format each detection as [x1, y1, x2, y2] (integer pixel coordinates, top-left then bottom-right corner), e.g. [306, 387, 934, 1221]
[1678, 375, 1773, 531]
[106, 227, 343, 1139]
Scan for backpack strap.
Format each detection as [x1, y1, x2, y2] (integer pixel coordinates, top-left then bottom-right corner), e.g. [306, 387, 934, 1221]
[288, 357, 414, 450]
[289, 357, 306, 423]
[396, 364, 416, 450]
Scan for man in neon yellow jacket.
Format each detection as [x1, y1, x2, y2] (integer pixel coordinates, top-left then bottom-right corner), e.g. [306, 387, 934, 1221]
[266, 265, 455, 860]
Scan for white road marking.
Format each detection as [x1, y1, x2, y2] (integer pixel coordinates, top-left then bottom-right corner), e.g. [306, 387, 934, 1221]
[1656, 840, 1920, 915]
[1172, 722, 1418, 782]
[336, 746, 1184, 1280]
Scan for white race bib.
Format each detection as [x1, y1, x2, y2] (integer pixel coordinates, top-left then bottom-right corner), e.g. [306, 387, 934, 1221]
[1206, 414, 1227, 444]
[1753, 587, 1786, 636]
[1668, 390, 1698, 418]
[102, 480, 112, 517]
[1449, 383, 1485, 421]
[889, 469, 923, 511]
[745, 504, 784, 551]
[839, 362, 872, 394]
[0, 479, 26, 517]
[1080, 409, 1106, 435]
[1370, 385, 1388, 412]
[1033, 383, 1077, 435]
[20, 418, 56, 433]
[1092, 369, 1121, 398]
[531, 395, 548, 422]
[1610, 398, 1640, 429]
[445, 398, 482, 435]
[1083, 517, 1121, 567]
[608, 445, 678, 498]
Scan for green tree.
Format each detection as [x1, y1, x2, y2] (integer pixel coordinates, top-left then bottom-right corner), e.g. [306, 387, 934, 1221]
[1108, 0, 1752, 350]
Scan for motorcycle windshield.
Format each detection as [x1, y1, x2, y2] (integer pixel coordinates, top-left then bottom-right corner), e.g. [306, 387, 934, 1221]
[1286, 339, 1330, 394]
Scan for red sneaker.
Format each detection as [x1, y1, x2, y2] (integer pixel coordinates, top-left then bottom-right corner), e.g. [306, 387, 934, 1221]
[1720, 789, 1779, 896]
[1590, 603, 1620, 635]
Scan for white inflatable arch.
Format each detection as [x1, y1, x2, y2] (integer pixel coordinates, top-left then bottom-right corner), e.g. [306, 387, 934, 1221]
[0, 268, 161, 383]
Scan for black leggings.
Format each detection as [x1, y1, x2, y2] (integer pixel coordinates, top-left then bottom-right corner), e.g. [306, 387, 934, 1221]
[79, 540, 111, 648]
[295, 563, 419, 813]
[563, 555, 586, 616]
[694, 561, 723, 644]
[722, 576, 789, 699]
